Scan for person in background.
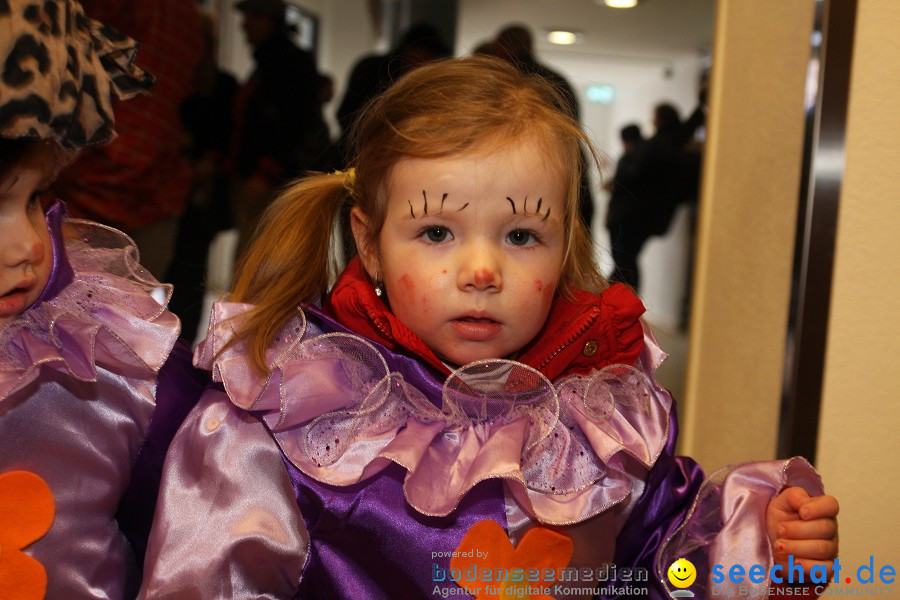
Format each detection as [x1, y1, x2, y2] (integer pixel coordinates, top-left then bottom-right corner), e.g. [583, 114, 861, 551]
[0, 2, 207, 597]
[606, 100, 705, 291]
[605, 123, 647, 288]
[229, 0, 326, 259]
[166, 8, 239, 344]
[52, 0, 203, 280]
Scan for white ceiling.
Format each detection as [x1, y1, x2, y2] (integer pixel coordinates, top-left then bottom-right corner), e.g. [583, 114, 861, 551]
[457, 0, 717, 61]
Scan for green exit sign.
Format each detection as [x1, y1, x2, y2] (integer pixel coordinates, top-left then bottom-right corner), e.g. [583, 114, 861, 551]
[585, 84, 615, 104]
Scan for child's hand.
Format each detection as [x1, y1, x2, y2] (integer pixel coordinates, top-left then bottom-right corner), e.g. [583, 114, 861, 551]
[766, 487, 839, 578]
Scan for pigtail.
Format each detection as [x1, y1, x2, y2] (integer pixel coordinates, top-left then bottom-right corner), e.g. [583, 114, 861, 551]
[226, 172, 350, 374]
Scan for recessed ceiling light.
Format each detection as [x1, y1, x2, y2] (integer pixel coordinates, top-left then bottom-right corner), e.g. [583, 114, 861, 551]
[547, 30, 582, 45]
[604, 0, 639, 8]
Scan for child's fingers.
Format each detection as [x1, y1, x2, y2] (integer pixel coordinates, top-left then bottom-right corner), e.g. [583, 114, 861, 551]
[798, 494, 840, 521]
[774, 538, 839, 562]
[770, 486, 812, 517]
[778, 517, 837, 541]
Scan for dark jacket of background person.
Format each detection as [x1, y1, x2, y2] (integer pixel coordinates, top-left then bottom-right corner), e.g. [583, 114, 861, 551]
[628, 104, 705, 237]
[605, 104, 705, 291]
[230, 30, 325, 181]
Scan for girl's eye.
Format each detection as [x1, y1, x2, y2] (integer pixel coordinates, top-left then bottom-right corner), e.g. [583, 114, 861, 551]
[422, 226, 452, 243]
[507, 229, 538, 246]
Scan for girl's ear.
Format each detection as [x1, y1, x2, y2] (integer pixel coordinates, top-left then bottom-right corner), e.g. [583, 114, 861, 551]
[350, 207, 381, 280]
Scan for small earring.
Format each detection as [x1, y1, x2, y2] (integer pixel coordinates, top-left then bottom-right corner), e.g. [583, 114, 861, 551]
[373, 271, 383, 297]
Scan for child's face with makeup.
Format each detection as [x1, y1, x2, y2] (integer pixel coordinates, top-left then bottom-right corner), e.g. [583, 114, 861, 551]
[356, 137, 566, 366]
[0, 146, 53, 329]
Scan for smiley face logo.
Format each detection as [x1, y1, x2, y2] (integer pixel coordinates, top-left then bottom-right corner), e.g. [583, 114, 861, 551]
[667, 558, 697, 589]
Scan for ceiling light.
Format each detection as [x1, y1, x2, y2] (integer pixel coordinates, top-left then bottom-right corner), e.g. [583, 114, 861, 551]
[547, 30, 582, 45]
[604, 0, 638, 8]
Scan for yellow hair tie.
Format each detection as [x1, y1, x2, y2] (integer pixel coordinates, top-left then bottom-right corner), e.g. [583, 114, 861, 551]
[334, 168, 356, 195]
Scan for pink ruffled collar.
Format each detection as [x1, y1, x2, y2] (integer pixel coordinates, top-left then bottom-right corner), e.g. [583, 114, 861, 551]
[196, 301, 672, 525]
[0, 219, 180, 402]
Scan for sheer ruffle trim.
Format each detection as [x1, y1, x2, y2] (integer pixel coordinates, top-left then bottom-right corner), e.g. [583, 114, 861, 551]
[0, 220, 179, 401]
[196, 302, 672, 525]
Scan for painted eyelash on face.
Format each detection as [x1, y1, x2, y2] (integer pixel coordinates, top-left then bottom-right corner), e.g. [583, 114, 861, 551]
[506, 196, 551, 222]
[408, 190, 451, 219]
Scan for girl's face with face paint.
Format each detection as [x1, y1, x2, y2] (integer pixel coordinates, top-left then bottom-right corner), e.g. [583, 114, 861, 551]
[352, 135, 566, 367]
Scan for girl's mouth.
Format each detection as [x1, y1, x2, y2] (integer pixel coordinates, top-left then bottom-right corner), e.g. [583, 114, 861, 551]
[451, 316, 502, 341]
[0, 287, 32, 317]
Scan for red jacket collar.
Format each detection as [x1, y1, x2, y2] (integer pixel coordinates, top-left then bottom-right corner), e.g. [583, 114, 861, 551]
[325, 257, 646, 380]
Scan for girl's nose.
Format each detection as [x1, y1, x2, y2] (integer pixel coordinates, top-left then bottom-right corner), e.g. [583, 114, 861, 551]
[457, 243, 502, 292]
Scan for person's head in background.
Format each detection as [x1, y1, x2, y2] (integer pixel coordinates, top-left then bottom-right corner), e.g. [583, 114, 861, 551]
[235, 0, 286, 47]
[392, 23, 452, 72]
[620, 124, 644, 152]
[653, 103, 682, 134]
[494, 24, 534, 63]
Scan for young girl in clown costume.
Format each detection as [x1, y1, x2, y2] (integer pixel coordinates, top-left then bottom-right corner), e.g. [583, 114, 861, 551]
[140, 56, 838, 599]
[0, 2, 206, 597]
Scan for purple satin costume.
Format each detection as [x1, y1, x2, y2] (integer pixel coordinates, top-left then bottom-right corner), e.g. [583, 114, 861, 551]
[0, 202, 207, 598]
[141, 300, 825, 600]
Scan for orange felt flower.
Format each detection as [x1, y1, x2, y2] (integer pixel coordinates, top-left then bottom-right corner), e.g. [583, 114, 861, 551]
[0, 471, 56, 600]
[450, 519, 573, 600]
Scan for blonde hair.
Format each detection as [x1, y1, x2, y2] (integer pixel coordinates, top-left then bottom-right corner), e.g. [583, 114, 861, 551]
[230, 56, 607, 373]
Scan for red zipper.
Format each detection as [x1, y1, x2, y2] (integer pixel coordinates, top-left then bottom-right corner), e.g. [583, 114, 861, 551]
[537, 308, 601, 371]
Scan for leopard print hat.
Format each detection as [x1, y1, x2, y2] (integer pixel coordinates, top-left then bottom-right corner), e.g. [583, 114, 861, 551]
[0, 0, 154, 150]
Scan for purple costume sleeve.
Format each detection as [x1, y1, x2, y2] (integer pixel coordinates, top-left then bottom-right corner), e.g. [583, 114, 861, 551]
[116, 338, 210, 565]
[602, 408, 706, 599]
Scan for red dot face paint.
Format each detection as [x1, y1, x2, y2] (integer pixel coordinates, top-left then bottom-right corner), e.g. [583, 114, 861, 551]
[473, 269, 496, 288]
[398, 273, 415, 295]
